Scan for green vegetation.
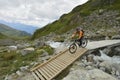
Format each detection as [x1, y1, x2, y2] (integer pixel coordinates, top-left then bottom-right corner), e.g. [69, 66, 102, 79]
[32, 0, 120, 40]
[0, 33, 7, 39]
[0, 45, 54, 79]
[38, 45, 54, 55]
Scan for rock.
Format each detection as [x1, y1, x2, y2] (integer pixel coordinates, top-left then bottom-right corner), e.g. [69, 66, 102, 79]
[41, 56, 50, 61]
[99, 61, 112, 73]
[102, 47, 112, 55]
[105, 36, 110, 40]
[4, 73, 17, 80]
[20, 66, 29, 72]
[112, 35, 120, 39]
[116, 71, 120, 76]
[118, 76, 120, 79]
[114, 47, 120, 56]
[84, 62, 93, 66]
[21, 47, 35, 56]
[17, 72, 35, 80]
[16, 70, 23, 76]
[63, 69, 117, 80]
[75, 62, 86, 67]
[99, 67, 106, 71]
[111, 67, 116, 75]
[86, 66, 93, 70]
[17, 43, 30, 49]
[4, 74, 11, 80]
[112, 63, 120, 73]
[0, 39, 15, 46]
[87, 54, 94, 62]
[33, 40, 45, 48]
[40, 50, 49, 57]
[89, 69, 117, 80]
[7, 46, 17, 51]
[62, 69, 90, 80]
[114, 47, 120, 52]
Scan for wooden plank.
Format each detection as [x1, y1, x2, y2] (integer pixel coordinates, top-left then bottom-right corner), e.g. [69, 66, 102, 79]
[58, 54, 73, 63]
[49, 49, 88, 80]
[31, 48, 88, 80]
[31, 49, 68, 71]
[32, 71, 40, 80]
[46, 63, 58, 73]
[42, 66, 53, 77]
[57, 56, 73, 65]
[38, 68, 49, 80]
[49, 60, 62, 70]
[49, 59, 66, 71]
[52, 59, 66, 68]
[35, 70, 45, 80]
[39, 67, 51, 79]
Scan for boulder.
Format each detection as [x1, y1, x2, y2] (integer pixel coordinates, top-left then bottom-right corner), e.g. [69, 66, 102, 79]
[87, 54, 94, 62]
[33, 40, 45, 48]
[21, 47, 35, 56]
[41, 56, 50, 61]
[20, 66, 29, 72]
[112, 35, 120, 39]
[4, 73, 17, 80]
[7, 46, 17, 51]
[99, 61, 112, 73]
[40, 49, 49, 57]
[63, 69, 117, 80]
[16, 70, 23, 76]
[112, 63, 120, 73]
[17, 43, 31, 49]
[89, 69, 117, 80]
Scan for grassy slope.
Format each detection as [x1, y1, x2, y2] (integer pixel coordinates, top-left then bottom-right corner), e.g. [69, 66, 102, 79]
[32, 0, 120, 39]
[0, 45, 54, 79]
[0, 33, 7, 39]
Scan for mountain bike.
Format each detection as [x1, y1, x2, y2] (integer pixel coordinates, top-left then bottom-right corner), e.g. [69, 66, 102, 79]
[69, 37, 88, 54]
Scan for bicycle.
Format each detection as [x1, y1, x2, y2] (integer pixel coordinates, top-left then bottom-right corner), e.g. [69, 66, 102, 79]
[69, 37, 88, 54]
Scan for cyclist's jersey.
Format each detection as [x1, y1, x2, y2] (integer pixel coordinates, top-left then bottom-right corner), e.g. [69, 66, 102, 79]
[73, 30, 84, 39]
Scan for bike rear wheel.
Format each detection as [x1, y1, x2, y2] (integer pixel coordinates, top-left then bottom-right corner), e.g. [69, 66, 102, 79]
[69, 43, 77, 54]
[81, 38, 87, 48]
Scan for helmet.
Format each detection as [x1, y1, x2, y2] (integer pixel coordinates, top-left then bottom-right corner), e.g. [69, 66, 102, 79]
[76, 28, 80, 31]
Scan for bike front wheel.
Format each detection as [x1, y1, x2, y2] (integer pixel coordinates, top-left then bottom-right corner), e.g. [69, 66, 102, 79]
[81, 38, 88, 48]
[69, 43, 77, 54]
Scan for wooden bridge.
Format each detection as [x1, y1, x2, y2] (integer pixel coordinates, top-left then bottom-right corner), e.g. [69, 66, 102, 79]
[31, 48, 87, 80]
[30, 40, 120, 80]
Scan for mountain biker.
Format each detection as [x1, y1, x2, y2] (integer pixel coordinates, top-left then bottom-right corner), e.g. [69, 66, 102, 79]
[71, 27, 84, 46]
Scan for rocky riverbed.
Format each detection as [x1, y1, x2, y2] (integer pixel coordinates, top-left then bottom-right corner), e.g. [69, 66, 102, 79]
[62, 43, 120, 80]
[0, 39, 120, 80]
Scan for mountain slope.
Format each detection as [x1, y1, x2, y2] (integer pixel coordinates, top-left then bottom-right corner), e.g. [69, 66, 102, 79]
[0, 32, 7, 39]
[32, 0, 120, 39]
[0, 23, 31, 38]
[0, 20, 38, 34]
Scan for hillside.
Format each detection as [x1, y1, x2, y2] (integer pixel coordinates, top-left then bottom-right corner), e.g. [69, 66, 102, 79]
[32, 0, 120, 40]
[0, 32, 7, 39]
[0, 23, 31, 38]
[0, 20, 38, 34]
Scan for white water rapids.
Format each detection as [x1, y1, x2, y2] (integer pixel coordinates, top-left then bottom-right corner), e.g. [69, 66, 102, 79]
[47, 40, 120, 64]
[99, 50, 120, 64]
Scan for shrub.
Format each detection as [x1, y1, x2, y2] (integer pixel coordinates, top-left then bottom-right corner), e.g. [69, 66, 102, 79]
[3, 51, 17, 60]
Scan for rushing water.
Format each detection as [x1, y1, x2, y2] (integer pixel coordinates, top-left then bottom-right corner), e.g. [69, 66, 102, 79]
[47, 41, 62, 48]
[47, 41, 120, 64]
[99, 50, 120, 64]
